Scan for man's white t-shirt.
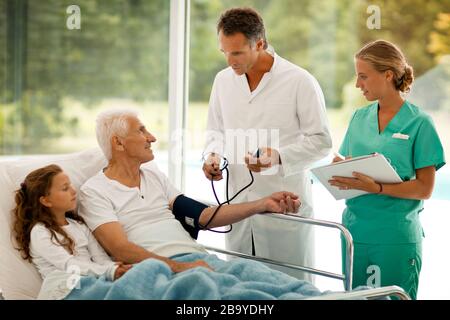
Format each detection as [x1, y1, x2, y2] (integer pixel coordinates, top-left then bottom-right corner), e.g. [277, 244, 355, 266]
[78, 165, 206, 258]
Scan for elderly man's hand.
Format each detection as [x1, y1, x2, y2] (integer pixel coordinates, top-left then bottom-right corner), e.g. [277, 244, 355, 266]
[260, 191, 301, 214]
[171, 260, 213, 273]
[114, 262, 133, 280]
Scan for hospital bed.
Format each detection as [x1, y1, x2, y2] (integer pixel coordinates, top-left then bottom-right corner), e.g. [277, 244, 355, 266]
[202, 212, 410, 300]
[0, 148, 410, 300]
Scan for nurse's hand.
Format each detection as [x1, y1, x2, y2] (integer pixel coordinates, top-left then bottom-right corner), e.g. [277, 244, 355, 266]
[202, 153, 223, 181]
[332, 154, 351, 163]
[245, 147, 281, 172]
[261, 191, 301, 214]
[328, 172, 381, 193]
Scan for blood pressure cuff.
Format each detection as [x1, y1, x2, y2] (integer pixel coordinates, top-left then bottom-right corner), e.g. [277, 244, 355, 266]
[172, 195, 208, 240]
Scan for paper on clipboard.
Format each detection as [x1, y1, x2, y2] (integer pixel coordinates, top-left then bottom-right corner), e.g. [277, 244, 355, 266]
[311, 153, 402, 200]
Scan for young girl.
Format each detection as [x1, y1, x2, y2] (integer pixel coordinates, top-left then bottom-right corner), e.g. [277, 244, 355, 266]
[12, 164, 131, 299]
[330, 40, 445, 299]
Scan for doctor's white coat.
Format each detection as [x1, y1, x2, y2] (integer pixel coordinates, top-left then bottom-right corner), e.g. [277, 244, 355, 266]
[204, 51, 332, 281]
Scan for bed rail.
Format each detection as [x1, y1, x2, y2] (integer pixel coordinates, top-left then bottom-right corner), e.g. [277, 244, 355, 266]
[202, 212, 354, 291]
[304, 285, 411, 300]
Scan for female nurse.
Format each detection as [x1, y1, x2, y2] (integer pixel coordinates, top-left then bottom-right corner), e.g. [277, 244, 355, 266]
[329, 40, 446, 299]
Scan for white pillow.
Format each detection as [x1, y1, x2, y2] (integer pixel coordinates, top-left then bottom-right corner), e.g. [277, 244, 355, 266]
[0, 148, 107, 299]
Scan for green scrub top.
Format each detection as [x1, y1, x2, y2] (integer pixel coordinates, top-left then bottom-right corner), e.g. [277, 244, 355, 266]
[339, 100, 446, 244]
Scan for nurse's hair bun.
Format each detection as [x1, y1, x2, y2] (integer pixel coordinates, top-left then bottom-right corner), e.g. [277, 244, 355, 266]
[396, 64, 414, 93]
[355, 39, 414, 93]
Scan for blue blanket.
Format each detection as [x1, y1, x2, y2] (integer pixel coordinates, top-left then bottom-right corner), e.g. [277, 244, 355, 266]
[65, 253, 326, 300]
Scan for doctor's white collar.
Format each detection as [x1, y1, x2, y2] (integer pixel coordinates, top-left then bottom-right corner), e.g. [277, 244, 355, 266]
[266, 45, 279, 74]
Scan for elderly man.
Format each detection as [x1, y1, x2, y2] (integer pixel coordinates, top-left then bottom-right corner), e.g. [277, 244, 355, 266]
[79, 109, 300, 273]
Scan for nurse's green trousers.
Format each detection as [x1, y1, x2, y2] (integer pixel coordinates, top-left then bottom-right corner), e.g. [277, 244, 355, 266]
[342, 240, 422, 300]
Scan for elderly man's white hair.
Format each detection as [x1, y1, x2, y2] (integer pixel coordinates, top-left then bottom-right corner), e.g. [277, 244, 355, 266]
[96, 109, 140, 160]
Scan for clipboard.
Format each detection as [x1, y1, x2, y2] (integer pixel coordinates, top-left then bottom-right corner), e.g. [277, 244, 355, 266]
[311, 153, 403, 200]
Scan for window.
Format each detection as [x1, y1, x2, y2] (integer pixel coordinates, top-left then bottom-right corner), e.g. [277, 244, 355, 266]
[0, 0, 171, 172]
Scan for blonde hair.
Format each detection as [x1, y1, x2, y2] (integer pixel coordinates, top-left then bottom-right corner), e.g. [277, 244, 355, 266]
[355, 40, 414, 93]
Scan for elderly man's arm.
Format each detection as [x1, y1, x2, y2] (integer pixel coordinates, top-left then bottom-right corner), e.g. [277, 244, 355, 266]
[200, 191, 300, 228]
[93, 222, 211, 272]
[170, 191, 300, 230]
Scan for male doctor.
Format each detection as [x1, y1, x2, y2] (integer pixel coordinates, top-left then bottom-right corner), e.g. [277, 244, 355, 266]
[202, 7, 332, 281]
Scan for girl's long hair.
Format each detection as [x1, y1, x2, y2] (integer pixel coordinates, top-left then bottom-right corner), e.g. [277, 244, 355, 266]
[12, 164, 85, 262]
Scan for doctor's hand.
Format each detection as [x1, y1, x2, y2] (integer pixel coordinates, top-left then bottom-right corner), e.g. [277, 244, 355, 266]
[260, 191, 301, 214]
[245, 147, 281, 173]
[328, 172, 381, 193]
[202, 153, 223, 181]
